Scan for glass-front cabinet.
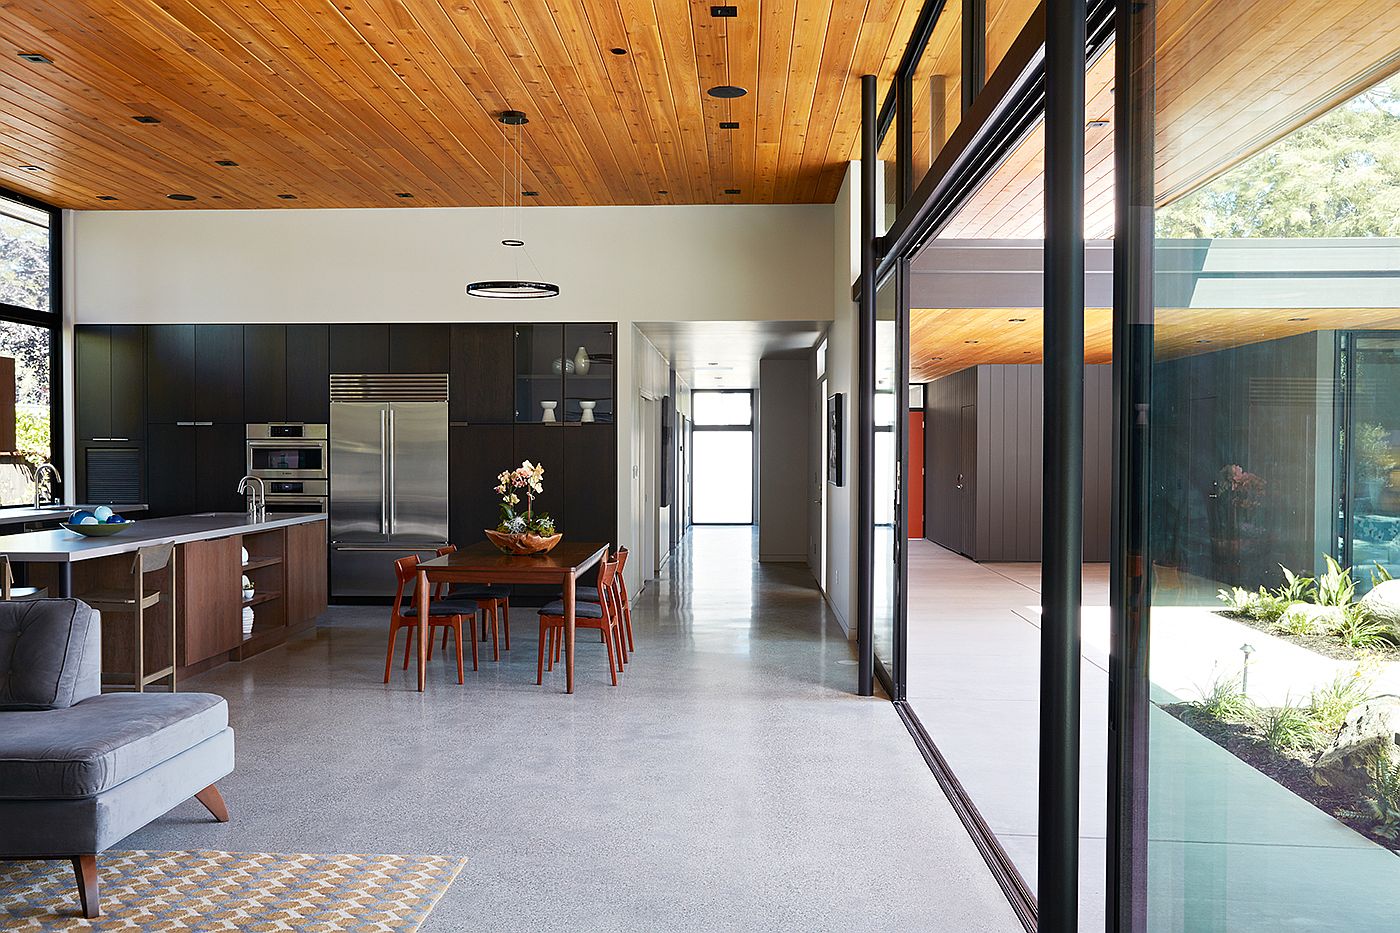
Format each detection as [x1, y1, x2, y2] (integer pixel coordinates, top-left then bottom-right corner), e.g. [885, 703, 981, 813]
[514, 323, 615, 425]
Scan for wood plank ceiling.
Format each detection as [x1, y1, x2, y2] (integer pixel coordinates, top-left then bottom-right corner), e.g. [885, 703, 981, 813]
[0, 0, 925, 209]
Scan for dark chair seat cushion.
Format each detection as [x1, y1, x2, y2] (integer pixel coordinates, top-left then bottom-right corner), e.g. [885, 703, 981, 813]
[0, 692, 227, 799]
[401, 599, 477, 617]
[444, 584, 511, 600]
[573, 586, 601, 602]
[538, 600, 604, 619]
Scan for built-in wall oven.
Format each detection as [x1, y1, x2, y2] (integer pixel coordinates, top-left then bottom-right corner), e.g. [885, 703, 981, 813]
[246, 424, 328, 481]
[261, 480, 329, 515]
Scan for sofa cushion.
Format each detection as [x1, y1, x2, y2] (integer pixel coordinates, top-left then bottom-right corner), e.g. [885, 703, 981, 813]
[0, 692, 228, 799]
[0, 599, 101, 711]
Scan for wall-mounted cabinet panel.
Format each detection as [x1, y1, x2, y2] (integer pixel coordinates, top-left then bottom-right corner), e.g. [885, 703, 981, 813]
[449, 424, 515, 544]
[389, 323, 450, 374]
[286, 324, 329, 423]
[449, 324, 514, 423]
[243, 325, 287, 423]
[512, 424, 565, 520]
[109, 325, 146, 440]
[195, 325, 244, 423]
[196, 423, 247, 512]
[145, 325, 196, 424]
[562, 323, 615, 423]
[146, 422, 245, 517]
[330, 324, 389, 374]
[75, 326, 113, 440]
[514, 324, 565, 424]
[562, 425, 617, 543]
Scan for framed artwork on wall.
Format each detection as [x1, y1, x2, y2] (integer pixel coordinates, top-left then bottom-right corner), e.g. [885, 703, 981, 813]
[827, 393, 844, 487]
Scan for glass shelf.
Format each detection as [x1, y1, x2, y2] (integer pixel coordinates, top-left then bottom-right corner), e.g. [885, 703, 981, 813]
[513, 324, 614, 424]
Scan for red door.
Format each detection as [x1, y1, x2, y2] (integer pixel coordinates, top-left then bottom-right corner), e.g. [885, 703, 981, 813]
[908, 411, 925, 538]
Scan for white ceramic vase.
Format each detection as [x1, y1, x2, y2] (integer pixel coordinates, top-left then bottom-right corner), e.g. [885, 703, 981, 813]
[579, 400, 597, 423]
[574, 346, 591, 376]
[540, 400, 558, 423]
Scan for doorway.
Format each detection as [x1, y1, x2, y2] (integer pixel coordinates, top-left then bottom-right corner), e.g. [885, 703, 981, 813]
[691, 390, 755, 525]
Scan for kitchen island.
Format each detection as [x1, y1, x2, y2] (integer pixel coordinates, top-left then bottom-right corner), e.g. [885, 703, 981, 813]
[0, 512, 328, 678]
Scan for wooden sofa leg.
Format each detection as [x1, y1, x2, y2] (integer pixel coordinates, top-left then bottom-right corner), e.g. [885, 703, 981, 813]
[72, 854, 99, 919]
[195, 784, 229, 822]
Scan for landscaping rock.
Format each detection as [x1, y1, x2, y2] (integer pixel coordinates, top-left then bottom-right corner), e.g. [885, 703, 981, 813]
[1279, 602, 1344, 635]
[1361, 579, 1400, 627]
[1313, 696, 1400, 793]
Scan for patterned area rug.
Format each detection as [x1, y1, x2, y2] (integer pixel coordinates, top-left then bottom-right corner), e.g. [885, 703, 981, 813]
[0, 850, 465, 931]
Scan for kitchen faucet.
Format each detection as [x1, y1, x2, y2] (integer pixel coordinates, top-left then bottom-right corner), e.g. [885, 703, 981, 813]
[237, 475, 266, 520]
[33, 463, 61, 509]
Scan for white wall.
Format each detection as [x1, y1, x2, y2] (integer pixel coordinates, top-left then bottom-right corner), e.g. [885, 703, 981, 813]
[68, 203, 834, 595]
[758, 357, 813, 562]
[825, 164, 860, 636]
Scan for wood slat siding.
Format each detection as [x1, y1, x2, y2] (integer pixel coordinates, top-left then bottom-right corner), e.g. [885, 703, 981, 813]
[925, 363, 1110, 563]
[0, 0, 925, 209]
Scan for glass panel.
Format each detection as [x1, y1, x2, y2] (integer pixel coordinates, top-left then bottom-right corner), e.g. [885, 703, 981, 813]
[692, 429, 752, 523]
[562, 323, 613, 423]
[0, 199, 50, 314]
[1147, 22, 1400, 926]
[514, 323, 563, 423]
[985, 0, 1038, 82]
[872, 272, 899, 678]
[908, 1, 962, 194]
[878, 117, 899, 235]
[693, 391, 752, 426]
[0, 321, 51, 506]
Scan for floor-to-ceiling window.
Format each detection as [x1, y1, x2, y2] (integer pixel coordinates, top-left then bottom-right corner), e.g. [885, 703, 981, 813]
[0, 192, 59, 507]
[872, 271, 903, 690]
[691, 390, 754, 525]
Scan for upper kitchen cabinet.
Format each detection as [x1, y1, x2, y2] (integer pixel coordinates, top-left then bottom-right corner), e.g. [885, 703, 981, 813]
[75, 324, 145, 440]
[285, 324, 329, 423]
[562, 323, 614, 423]
[243, 324, 287, 423]
[388, 323, 450, 374]
[145, 324, 244, 423]
[330, 324, 389, 374]
[449, 323, 514, 423]
[514, 323, 565, 424]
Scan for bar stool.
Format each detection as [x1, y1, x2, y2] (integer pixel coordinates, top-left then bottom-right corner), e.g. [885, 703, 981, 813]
[385, 554, 479, 684]
[434, 544, 512, 658]
[0, 555, 48, 600]
[79, 543, 177, 692]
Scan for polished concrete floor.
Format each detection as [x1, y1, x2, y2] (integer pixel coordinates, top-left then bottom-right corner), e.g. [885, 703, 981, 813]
[123, 528, 1021, 932]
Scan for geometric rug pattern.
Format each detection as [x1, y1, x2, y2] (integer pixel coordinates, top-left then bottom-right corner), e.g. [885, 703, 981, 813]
[0, 851, 465, 932]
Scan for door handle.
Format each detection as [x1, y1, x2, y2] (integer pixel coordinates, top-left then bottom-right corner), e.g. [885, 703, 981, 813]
[387, 409, 397, 535]
[379, 410, 388, 535]
[955, 473, 964, 490]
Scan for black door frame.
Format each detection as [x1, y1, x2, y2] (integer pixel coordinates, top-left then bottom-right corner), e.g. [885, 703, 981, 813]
[690, 388, 757, 526]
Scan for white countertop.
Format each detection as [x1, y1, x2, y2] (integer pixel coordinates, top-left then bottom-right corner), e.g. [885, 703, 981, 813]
[0, 504, 148, 526]
[0, 511, 326, 562]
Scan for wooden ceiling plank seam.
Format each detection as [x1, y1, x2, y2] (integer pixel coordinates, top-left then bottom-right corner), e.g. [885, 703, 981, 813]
[754, 0, 799, 202]
[648, 0, 713, 203]
[609, 0, 696, 202]
[774, 0, 838, 202]
[688, 0, 734, 198]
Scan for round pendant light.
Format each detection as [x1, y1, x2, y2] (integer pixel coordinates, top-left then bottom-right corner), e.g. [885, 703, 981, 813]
[467, 110, 559, 300]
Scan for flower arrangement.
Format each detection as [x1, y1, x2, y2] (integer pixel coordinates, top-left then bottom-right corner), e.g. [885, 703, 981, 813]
[488, 460, 559, 553]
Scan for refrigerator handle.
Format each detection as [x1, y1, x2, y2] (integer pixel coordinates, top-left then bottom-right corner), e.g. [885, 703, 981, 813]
[388, 408, 397, 535]
[379, 409, 388, 535]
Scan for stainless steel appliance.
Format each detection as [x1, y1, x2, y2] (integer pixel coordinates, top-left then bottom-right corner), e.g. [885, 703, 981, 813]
[246, 423, 328, 480]
[329, 374, 449, 598]
[263, 479, 328, 515]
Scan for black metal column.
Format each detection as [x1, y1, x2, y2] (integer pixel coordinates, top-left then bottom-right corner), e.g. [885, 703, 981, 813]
[1040, 0, 1085, 928]
[1108, 0, 1155, 929]
[962, 0, 986, 112]
[857, 73, 878, 698]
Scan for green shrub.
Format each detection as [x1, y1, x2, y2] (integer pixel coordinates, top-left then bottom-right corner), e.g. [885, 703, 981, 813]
[1260, 700, 1317, 754]
[1277, 564, 1317, 604]
[1217, 586, 1257, 613]
[1308, 670, 1374, 738]
[1191, 675, 1257, 723]
[1317, 555, 1359, 607]
[1370, 562, 1395, 589]
[1335, 605, 1398, 650]
[1340, 750, 1400, 841]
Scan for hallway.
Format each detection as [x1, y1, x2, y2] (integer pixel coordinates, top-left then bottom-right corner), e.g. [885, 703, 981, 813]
[122, 527, 1021, 932]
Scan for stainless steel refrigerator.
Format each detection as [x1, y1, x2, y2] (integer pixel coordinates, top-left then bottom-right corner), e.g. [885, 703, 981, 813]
[329, 374, 449, 598]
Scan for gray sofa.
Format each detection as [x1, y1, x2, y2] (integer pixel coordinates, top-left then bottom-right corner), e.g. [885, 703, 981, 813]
[0, 599, 235, 918]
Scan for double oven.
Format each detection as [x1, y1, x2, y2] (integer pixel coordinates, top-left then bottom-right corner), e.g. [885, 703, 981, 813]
[246, 423, 328, 514]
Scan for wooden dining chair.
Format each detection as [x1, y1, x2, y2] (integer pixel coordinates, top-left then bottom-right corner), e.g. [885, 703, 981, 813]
[538, 555, 625, 687]
[79, 543, 177, 692]
[384, 554, 479, 685]
[567, 545, 634, 656]
[433, 544, 511, 659]
[0, 555, 48, 601]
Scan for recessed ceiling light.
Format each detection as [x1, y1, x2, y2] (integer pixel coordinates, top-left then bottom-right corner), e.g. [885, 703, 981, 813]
[711, 5, 738, 16]
[724, 188, 740, 194]
[965, 339, 979, 344]
[1197, 339, 1212, 344]
[133, 115, 162, 124]
[214, 159, 238, 166]
[396, 192, 414, 198]
[1289, 317, 1309, 321]
[708, 85, 747, 99]
[657, 189, 669, 194]
[96, 195, 117, 201]
[720, 121, 739, 129]
[610, 47, 627, 55]
[167, 193, 196, 201]
[17, 52, 53, 64]
[1008, 317, 1026, 322]
[522, 190, 539, 197]
[278, 194, 297, 199]
[1086, 119, 1110, 129]
[18, 165, 41, 172]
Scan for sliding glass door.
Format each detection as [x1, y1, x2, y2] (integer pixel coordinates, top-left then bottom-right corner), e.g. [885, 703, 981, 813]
[872, 270, 907, 695]
[691, 390, 754, 525]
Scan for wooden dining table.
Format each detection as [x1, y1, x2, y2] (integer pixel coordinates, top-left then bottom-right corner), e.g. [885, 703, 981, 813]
[414, 540, 608, 693]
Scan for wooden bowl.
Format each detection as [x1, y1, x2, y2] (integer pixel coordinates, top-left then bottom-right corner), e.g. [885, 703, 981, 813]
[484, 529, 562, 555]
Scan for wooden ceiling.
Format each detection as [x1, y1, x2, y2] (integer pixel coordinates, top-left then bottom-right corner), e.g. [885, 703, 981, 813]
[911, 308, 1400, 382]
[0, 0, 926, 209]
[940, 0, 1400, 238]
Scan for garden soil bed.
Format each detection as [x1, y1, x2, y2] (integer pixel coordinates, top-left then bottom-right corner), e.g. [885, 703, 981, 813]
[1162, 701, 1400, 854]
[1217, 610, 1400, 662]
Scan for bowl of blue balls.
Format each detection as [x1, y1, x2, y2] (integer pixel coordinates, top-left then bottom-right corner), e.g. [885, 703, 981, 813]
[62, 506, 134, 537]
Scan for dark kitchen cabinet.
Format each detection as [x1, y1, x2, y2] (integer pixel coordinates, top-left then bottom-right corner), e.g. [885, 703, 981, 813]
[449, 324, 514, 423]
[243, 325, 287, 423]
[196, 422, 247, 512]
[76, 324, 145, 441]
[286, 324, 329, 422]
[330, 324, 389, 374]
[145, 325, 195, 424]
[512, 424, 565, 521]
[147, 422, 246, 517]
[389, 323, 450, 374]
[449, 424, 514, 544]
[562, 425, 617, 543]
[195, 325, 244, 423]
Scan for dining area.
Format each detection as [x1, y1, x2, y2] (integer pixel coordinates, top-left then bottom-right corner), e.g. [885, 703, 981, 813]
[384, 540, 635, 693]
